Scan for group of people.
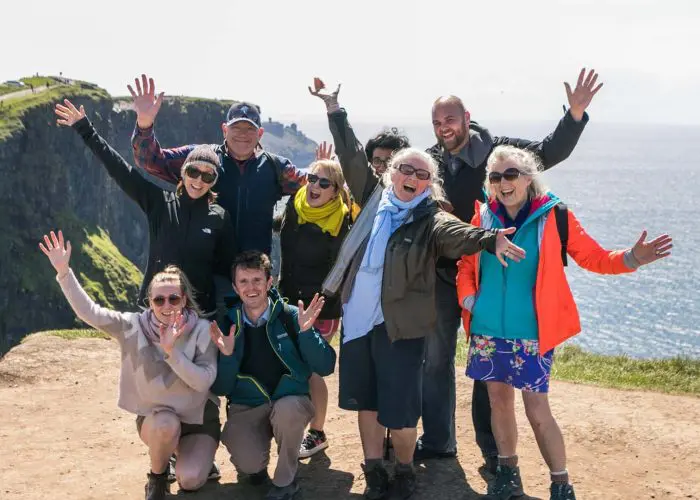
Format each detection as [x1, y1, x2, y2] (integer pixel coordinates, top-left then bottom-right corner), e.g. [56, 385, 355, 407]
[43, 69, 672, 500]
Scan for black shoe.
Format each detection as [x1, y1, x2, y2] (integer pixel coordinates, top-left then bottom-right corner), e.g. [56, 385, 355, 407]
[248, 468, 271, 486]
[412, 440, 457, 461]
[392, 465, 417, 499]
[487, 465, 524, 500]
[145, 471, 170, 500]
[265, 480, 300, 499]
[484, 455, 499, 476]
[207, 462, 221, 481]
[550, 483, 576, 500]
[167, 455, 177, 483]
[361, 462, 390, 500]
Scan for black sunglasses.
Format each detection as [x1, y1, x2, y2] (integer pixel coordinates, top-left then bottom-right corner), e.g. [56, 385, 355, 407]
[488, 167, 523, 183]
[398, 163, 431, 181]
[184, 165, 217, 184]
[151, 294, 183, 307]
[308, 173, 335, 190]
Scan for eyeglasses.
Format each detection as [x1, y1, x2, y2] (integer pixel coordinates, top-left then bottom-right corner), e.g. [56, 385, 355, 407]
[184, 165, 217, 184]
[151, 294, 183, 307]
[307, 174, 335, 190]
[371, 157, 390, 168]
[398, 163, 431, 181]
[488, 167, 523, 184]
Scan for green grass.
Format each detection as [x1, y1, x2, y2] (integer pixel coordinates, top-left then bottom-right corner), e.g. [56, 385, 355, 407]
[25, 329, 111, 341]
[456, 337, 700, 396]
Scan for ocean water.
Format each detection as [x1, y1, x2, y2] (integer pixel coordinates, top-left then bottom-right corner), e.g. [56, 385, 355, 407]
[296, 118, 700, 359]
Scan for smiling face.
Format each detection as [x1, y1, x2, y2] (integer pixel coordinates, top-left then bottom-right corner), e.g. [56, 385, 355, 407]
[489, 159, 532, 210]
[183, 164, 217, 200]
[432, 100, 470, 154]
[390, 156, 433, 202]
[306, 166, 338, 208]
[233, 266, 272, 312]
[371, 147, 394, 175]
[222, 121, 264, 161]
[149, 281, 186, 326]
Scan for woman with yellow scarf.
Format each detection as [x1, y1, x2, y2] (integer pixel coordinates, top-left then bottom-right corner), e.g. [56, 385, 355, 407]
[278, 149, 353, 459]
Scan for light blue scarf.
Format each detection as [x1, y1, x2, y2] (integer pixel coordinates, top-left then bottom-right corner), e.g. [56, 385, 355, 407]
[342, 186, 431, 344]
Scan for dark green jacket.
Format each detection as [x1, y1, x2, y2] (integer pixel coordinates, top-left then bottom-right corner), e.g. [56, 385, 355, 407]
[210, 288, 336, 406]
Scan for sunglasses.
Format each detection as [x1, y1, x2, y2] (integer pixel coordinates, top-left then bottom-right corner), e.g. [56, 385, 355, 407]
[488, 167, 523, 183]
[151, 294, 183, 307]
[184, 165, 217, 184]
[308, 174, 335, 190]
[398, 163, 431, 181]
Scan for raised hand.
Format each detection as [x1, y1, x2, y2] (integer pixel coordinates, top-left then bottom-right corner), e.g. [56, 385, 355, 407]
[159, 311, 186, 355]
[316, 141, 334, 161]
[55, 99, 86, 127]
[565, 68, 603, 122]
[127, 74, 164, 129]
[209, 321, 236, 356]
[298, 293, 325, 332]
[494, 227, 526, 267]
[631, 231, 673, 266]
[39, 230, 72, 278]
[308, 77, 341, 110]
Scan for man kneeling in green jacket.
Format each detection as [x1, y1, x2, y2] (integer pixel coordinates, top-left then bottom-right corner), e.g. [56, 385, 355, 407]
[210, 250, 336, 500]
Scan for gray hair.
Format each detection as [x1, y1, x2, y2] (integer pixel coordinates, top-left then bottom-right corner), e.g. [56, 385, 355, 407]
[485, 145, 548, 199]
[382, 148, 446, 201]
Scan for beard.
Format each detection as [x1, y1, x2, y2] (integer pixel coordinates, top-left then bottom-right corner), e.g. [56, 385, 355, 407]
[436, 123, 468, 152]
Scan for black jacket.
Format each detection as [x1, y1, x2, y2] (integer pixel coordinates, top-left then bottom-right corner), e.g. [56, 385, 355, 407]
[427, 110, 589, 269]
[278, 196, 351, 319]
[73, 117, 237, 314]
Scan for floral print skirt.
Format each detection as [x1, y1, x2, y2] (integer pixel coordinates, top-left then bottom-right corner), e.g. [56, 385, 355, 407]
[466, 334, 554, 393]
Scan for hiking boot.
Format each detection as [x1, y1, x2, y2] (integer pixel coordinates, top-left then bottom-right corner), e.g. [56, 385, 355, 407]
[413, 440, 456, 461]
[550, 483, 576, 500]
[248, 468, 271, 486]
[265, 480, 300, 500]
[145, 471, 170, 500]
[361, 462, 390, 500]
[299, 429, 329, 458]
[392, 464, 417, 499]
[484, 455, 499, 476]
[487, 465, 524, 500]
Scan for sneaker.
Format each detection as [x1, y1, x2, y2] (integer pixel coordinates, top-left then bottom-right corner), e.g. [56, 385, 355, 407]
[550, 483, 576, 500]
[487, 465, 524, 500]
[145, 471, 170, 500]
[207, 462, 221, 481]
[412, 440, 457, 461]
[265, 480, 300, 500]
[392, 465, 417, 499]
[299, 429, 329, 458]
[248, 468, 271, 486]
[167, 455, 177, 483]
[361, 462, 390, 500]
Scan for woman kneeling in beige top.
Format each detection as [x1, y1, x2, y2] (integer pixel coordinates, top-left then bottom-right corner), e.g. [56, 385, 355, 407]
[40, 230, 218, 500]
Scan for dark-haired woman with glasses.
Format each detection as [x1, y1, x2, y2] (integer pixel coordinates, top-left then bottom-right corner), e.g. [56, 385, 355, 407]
[40, 229, 219, 500]
[457, 145, 672, 500]
[55, 99, 237, 316]
[277, 146, 353, 458]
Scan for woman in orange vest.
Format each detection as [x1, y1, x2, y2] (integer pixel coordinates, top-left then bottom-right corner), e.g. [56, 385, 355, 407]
[457, 145, 672, 500]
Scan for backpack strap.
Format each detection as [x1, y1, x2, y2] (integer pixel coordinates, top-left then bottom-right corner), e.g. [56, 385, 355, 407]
[264, 151, 286, 198]
[554, 203, 569, 267]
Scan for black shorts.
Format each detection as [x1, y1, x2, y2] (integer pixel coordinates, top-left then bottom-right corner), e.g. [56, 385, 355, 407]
[136, 399, 221, 442]
[338, 323, 425, 430]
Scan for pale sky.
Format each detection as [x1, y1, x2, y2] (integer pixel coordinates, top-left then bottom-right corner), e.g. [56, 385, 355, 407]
[2, 0, 699, 126]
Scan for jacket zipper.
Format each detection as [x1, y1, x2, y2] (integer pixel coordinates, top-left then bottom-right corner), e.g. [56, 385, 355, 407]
[266, 299, 294, 380]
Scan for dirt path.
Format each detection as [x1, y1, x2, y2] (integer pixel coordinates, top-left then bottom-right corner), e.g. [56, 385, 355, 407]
[1, 335, 698, 499]
[0, 86, 49, 102]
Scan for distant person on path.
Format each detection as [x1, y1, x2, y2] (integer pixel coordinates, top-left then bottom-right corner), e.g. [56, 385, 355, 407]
[209, 251, 336, 500]
[310, 83, 525, 495]
[276, 142, 353, 459]
[420, 69, 603, 472]
[128, 74, 306, 256]
[55, 99, 237, 317]
[457, 146, 672, 500]
[40, 231, 219, 500]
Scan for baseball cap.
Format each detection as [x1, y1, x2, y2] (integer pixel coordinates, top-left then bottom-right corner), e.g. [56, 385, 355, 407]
[226, 102, 262, 128]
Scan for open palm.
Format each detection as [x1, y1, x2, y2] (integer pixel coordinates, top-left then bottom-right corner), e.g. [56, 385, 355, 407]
[209, 322, 236, 356]
[298, 293, 325, 331]
[127, 74, 164, 129]
[565, 68, 603, 122]
[55, 99, 86, 127]
[39, 230, 71, 277]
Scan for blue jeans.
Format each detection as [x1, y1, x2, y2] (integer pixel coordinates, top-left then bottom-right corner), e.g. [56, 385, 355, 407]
[419, 270, 497, 457]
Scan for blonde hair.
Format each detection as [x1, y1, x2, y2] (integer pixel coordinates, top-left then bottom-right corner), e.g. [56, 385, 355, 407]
[485, 145, 547, 200]
[146, 265, 204, 317]
[309, 159, 352, 212]
[383, 148, 446, 202]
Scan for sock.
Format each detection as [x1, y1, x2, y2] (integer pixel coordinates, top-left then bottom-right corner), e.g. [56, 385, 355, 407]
[365, 458, 383, 470]
[395, 461, 414, 473]
[149, 469, 168, 477]
[550, 470, 569, 484]
[497, 455, 519, 468]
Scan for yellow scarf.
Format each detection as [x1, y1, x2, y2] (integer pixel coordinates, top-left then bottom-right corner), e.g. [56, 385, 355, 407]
[294, 185, 349, 237]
